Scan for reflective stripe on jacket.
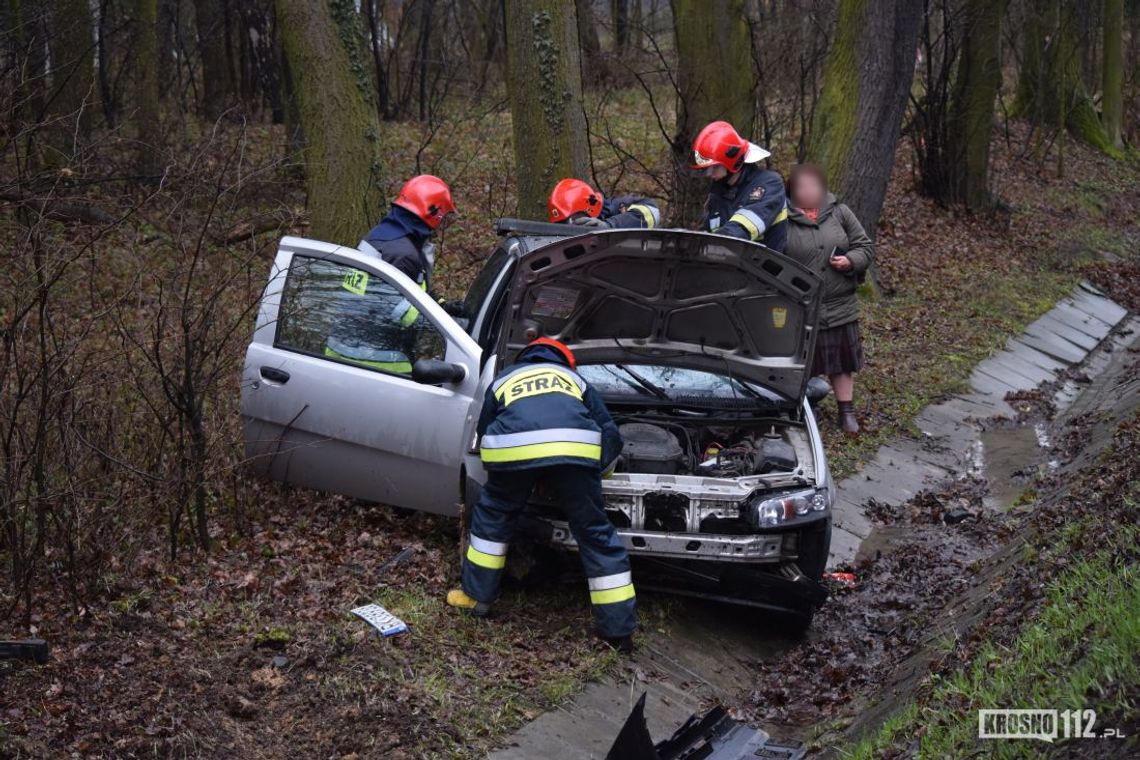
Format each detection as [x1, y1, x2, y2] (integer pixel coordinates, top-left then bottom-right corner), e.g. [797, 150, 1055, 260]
[478, 360, 623, 471]
[702, 163, 788, 252]
[602, 196, 661, 229]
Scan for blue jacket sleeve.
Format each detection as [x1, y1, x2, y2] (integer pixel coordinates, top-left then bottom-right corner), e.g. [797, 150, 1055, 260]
[583, 386, 623, 468]
[718, 172, 787, 242]
[602, 196, 661, 229]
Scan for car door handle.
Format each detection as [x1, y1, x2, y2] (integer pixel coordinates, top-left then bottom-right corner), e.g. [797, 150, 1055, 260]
[260, 366, 290, 384]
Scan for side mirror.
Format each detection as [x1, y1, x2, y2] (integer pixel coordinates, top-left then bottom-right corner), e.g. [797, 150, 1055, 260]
[412, 359, 466, 385]
[806, 377, 831, 406]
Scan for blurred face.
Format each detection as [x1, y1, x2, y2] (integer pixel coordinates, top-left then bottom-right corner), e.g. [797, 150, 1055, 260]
[703, 164, 729, 182]
[792, 174, 825, 208]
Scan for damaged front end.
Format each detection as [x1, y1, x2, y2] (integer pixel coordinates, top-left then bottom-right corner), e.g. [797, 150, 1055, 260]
[521, 410, 832, 617]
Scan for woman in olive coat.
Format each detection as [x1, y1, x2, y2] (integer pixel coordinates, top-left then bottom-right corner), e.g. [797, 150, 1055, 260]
[784, 164, 874, 433]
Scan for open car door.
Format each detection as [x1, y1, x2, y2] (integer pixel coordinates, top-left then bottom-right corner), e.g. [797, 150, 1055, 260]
[241, 237, 481, 515]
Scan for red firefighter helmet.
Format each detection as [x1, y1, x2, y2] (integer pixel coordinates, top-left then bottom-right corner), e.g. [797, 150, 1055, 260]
[394, 175, 456, 229]
[525, 337, 577, 369]
[547, 178, 604, 222]
[690, 121, 771, 173]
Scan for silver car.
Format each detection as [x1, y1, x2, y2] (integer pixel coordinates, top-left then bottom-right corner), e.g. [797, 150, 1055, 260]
[242, 222, 831, 627]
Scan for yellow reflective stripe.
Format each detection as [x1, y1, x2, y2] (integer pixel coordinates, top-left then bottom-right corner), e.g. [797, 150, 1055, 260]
[481, 441, 601, 464]
[729, 211, 761, 241]
[590, 584, 635, 605]
[466, 544, 506, 569]
[628, 203, 658, 228]
[772, 207, 789, 225]
[493, 362, 587, 393]
[494, 368, 584, 405]
[399, 304, 420, 326]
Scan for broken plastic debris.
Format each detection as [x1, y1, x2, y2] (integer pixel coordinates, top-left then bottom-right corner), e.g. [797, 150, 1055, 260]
[607, 692, 806, 759]
[350, 603, 408, 637]
[822, 572, 857, 584]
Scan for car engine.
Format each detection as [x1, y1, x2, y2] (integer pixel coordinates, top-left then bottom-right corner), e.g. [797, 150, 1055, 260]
[615, 419, 799, 478]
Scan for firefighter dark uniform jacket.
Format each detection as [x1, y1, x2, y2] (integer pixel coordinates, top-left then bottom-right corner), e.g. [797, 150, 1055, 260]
[324, 206, 434, 373]
[601, 196, 661, 229]
[702, 163, 789, 252]
[477, 345, 623, 471]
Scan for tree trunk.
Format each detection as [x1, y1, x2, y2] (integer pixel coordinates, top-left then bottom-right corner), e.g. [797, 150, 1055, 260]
[671, 0, 756, 227]
[503, 0, 590, 219]
[808, 0, 923, 237]
[277, 0, 383, 244]
[612, 0, 630, 54]
[193, 0, 237, 119]
[947, 0, 1006, 210]
[1101, 0, 1124, 149]
[1015, 0, 1118, 155]
[45, 0, 96, 159]
[576, 0, 606, 87]
[130, 0, 162, 174]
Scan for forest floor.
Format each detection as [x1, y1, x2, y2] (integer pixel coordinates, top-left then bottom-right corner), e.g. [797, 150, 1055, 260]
[2, 104, 1139, 758]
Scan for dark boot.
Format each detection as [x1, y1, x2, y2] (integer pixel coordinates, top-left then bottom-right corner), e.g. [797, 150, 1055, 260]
[837, 401, 860, 434]
[600, 633, 634, 654]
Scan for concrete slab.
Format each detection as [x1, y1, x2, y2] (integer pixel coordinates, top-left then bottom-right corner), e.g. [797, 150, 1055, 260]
[1069, 290, 1128, 326]
[968, 367, 1022, 397]
[982, 351, 1057, 387]
[1005, 337, 1069, 373]
[831, 496, 874, 539]
[955, 392, 1016, 418]
[1025, 314, 1100, 350]
[827, 525, 862, 568]
[1015, 332, 1087, 364]
[877, 439, 960, 472]
[1049, 302, 1113, 340]
[973, 357, 1045, 390]
[861, 460, 930, 494]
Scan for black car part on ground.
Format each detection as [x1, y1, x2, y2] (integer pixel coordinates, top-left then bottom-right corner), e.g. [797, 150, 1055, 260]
[0, 639, 49, 664]
[606, 692, 807, 760]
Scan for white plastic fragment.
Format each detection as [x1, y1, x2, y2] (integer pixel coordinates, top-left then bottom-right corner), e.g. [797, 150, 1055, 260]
[350, 603, 408, 637]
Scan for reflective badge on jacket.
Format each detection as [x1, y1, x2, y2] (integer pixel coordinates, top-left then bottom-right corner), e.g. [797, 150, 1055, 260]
[342, 269, 368, 295]
[495, 368, 584, 406]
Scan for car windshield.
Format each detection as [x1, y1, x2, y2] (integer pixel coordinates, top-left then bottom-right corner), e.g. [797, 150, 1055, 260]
[577, 363, 787, 406]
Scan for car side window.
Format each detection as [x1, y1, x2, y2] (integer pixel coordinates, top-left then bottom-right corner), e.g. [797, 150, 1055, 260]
[275, 255, 446, 376]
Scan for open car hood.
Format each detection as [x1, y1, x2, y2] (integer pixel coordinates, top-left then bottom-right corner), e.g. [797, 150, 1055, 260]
[499, 229, 823, 402]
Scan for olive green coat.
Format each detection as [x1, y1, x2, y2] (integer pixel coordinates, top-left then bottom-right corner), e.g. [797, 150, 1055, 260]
[784, 195, 874, 329]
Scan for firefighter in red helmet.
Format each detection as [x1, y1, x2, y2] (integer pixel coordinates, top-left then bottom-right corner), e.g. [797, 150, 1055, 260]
[325, 175, 457, 374]
[547, 178, 660, 229]
[692, 121, 788, 252]
[447, 337, 636, 652]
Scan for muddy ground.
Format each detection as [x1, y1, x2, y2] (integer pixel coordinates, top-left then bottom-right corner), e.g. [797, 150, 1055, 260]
[727, 345, 1140, 755]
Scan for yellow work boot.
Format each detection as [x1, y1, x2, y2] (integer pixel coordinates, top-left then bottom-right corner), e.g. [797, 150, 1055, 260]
[446, 589, 490, 618]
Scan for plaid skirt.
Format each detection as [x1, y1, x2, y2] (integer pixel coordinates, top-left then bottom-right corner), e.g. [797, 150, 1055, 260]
[812, 321, 864, 376]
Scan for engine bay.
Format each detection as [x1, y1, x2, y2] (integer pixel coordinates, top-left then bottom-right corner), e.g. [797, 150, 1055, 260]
[614, 416, 801, 478]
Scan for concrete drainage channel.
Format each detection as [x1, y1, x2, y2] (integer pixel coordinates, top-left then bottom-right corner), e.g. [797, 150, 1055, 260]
[489, 282, 1134, 760]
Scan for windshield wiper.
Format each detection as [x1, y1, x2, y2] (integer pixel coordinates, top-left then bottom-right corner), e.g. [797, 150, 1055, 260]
[614, 364, 671, 401]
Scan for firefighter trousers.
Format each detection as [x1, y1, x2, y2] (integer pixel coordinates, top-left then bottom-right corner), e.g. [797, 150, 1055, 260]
[461, 465, 637, 639]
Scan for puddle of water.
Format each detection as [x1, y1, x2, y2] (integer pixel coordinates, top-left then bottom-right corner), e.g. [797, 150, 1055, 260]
[978, 425, 1048, 509]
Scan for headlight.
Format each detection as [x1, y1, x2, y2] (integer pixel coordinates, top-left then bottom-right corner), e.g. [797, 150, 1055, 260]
[747, 488, 829, 527]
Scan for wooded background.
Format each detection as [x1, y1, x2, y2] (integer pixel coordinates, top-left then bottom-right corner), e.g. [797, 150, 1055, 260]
[1, 0, 1138, 622]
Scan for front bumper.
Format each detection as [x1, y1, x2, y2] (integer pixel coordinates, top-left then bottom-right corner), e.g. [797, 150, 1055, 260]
[549, 523, 786, 562]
